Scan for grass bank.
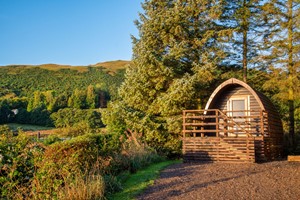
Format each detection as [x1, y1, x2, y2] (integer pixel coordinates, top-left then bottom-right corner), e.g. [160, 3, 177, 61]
[110, 159, 181, 200]
[6, 123, 54, 131]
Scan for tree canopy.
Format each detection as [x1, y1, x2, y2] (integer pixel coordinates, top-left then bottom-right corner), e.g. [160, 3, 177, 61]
[104, 0, 236, 154]
[103, 0, 300, 154]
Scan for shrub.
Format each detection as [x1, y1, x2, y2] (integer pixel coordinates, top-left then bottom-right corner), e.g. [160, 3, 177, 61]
[58, 173, 105, 200]
[0, 125, 163, 199]
[42, 134, 62, 145]
[32, 133, 122, 199]
[51, 108, 104, 129]
[0, 100, 14, 124]
[29, 105, 53, 126]
[53, 123, 92, 137]
[0, 125, 44, 199]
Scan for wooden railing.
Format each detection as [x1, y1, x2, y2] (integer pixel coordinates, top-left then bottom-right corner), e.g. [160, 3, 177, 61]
[182, 109, 269, 138]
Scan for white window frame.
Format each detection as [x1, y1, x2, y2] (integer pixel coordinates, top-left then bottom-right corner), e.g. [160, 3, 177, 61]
[227, 96, 250, 116]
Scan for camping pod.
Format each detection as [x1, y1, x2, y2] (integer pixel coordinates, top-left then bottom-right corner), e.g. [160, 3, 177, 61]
[182, 78, 283, 162]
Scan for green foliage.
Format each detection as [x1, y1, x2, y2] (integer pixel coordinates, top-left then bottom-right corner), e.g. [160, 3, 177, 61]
[29, 105, 53, 126]
[0, 100, 13, 124]
[6, 123, 53, 132]
[14, 108, 31, 124]
[100, 0, 299, 156]
[32, 130, 161, 199]
[0, 126, 43, 199]
[1, 97, 27, 109]
[68, 88, 87, 109]
[57, 174, 106, 200]
[102, 101, 129, 134]
[86, 85, 97, 109]
[0, 123, 163, 199]
[261, 0, 300, 142]
[50, 108, 103, 129]
[0, 66, 125, 126]
[104, 0, 230, 155]
[221, 0, 265, 75]
[42, 135, 62, 145]
[54, 124, 94, 137]
[33, 133, 120, 199]
[0, 66, 124, 101]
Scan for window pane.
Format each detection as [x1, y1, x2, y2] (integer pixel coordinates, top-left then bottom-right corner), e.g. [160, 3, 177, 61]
[232, 99, 245, 116]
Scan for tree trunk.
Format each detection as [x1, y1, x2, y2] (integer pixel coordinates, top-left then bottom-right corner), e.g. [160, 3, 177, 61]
[242, 0, 248, 83]
[243, 29, 248, 83]
[287, 0, 295, 147]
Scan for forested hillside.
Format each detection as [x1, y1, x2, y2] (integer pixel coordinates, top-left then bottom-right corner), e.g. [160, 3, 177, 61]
[0, 61, 127, 126]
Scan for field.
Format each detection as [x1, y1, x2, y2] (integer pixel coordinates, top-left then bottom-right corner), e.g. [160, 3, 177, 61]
[6, 123, 54, 132]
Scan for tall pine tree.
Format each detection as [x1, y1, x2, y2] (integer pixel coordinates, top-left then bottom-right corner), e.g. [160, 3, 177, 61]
[221, 0, 266, 82]
[103, 0, 231, 154]
[262, 0, 300, 145]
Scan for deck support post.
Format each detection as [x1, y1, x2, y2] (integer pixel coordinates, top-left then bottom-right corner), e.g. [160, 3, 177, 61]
[193, 112, 196, 138]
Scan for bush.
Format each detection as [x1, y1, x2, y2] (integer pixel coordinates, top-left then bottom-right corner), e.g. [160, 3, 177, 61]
[58, 174, 105, 200]
[51, 108, 104, 129]
[42, 134, 62, 145]
[32, 133, 122, 199]
[0, 125, 44, 199]
[0, 101, 14, 124]
[53, 123, 92, 137]
[14, 108, 31, 124]
[29, 105, 53, 126]
[0, 125, 163, 199]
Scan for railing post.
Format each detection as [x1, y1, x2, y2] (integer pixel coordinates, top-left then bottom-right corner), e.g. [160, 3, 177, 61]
[216, 110, 219, 137]
[217, 137, 220, 161]
[192, 112, 195, 138]
[260, 110, 264, 137]
[201, 112, 204, 137]
[183, 111, 186, 138]
[224, 111, 228, 137]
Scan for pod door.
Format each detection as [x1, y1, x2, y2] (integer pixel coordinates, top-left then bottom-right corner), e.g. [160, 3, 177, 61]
[227, 96, 250, 136]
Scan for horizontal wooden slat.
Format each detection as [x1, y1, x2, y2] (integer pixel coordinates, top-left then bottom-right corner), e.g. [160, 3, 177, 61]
[183, 137, 256, 163]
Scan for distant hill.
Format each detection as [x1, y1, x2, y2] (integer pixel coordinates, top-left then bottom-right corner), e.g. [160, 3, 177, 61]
[93, 60, 131, 72]
[1, 60, 131, 73]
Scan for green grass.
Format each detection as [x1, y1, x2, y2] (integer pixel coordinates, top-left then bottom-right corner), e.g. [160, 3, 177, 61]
[109, 159, 181, 200]
[6, 123, 54, 131]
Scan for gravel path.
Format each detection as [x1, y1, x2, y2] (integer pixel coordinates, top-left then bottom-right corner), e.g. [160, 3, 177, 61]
[137, 161, 300, 200]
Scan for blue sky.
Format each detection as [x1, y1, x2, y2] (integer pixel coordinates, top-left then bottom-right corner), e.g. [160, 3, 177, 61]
[0, 0, 143, 66]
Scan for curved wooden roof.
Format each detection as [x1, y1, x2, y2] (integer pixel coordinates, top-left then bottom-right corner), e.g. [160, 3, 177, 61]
[205, 78, 266, 110]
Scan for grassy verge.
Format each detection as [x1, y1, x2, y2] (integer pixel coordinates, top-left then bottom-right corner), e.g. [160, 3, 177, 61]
[6, 123, 54, 131]
[109, 159, 181, 200]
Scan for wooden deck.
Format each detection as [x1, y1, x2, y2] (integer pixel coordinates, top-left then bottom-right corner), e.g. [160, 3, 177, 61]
[182, 109, 271, 162]
[183, 137, 259, 162]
